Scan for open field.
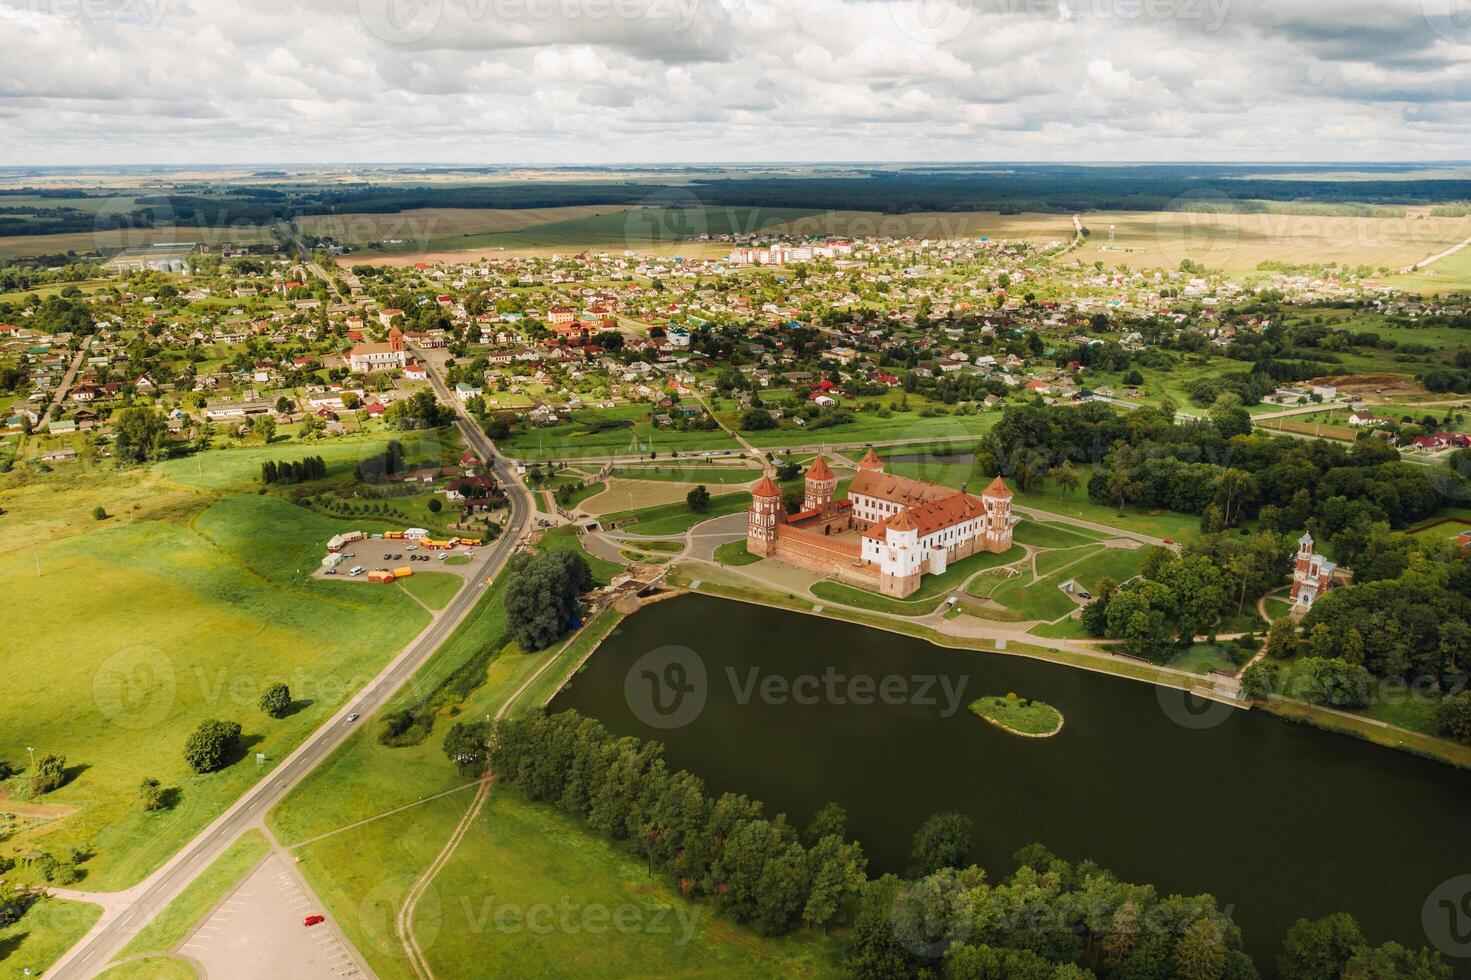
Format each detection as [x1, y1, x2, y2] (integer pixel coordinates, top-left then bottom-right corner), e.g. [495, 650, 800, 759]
[759, 209, 1074, 244]
[398, 571, 463, 610]
[298, 205, 634, 245]
[1071, 209, 1471, 276]
[0, 442, 439, 890]
[581, 477, 708, 515]
[602, 491, 749, 535]
[0, 896, 103, 976]
[0, 224, 276, 261]
[97, 957, 197, 980]
[498, 406, 740, 460]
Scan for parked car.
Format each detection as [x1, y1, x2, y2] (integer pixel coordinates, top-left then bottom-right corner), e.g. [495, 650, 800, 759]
[304, 914, 325, 927]
[349, 566, 365, 576]
[347, 713, 359, 722]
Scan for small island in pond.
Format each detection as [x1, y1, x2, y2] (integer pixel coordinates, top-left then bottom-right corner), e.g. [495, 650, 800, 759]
[969, 694, 1064, 737]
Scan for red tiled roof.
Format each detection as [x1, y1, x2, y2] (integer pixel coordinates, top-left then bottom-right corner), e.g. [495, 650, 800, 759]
[862, 492, 984, 540]
[849, 469, 954, 507]
[752, 475, 782, 498]
[806, 454, 834, 482]
[859, 449, 884, 469]
[982, 476, 1013, 499]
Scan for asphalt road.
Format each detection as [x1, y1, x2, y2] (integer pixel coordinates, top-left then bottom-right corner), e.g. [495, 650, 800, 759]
[50, 357, 533, 979]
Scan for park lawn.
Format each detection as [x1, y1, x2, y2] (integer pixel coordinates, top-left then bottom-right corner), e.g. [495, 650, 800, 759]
[629, 539, 684, 554]
[1013, 478, 1201, 542]
[1030, 617, 1091, 639]
[397, 571, 463, 610]
[0, 494, 431, 890]
[0, 897, 102, 977]
[498, 405, 740, 460]
[969, 695, 1063, 735]
[743, 410, 999, 450]
[562, 479, 607, 507]
[118, 830, 271, 958]
[610, 465, 760, 485]
[714, 540, 763, 566]
[1264, 597, 1295, 621]
[152, 429, 455, 492]
[1169, 644, 1240, 675]
[443, 554, 472, 566]
[1034, 544, 1102, 577]
[97, 958, 198, 980]
[403, 786, 844, 979]
[989, 546, 1150, 622]
[1012, 519, 1105, 549]
[604, 491, 749, 536]
[809, 580, 939, 616]
[538, 525, 623, 584]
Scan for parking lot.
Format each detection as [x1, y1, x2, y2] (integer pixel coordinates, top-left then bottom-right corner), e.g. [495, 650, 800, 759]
[179, 852, 366, 980]
[312, 536, 486, 583]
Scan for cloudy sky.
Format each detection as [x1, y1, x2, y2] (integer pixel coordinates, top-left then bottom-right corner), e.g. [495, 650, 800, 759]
[2, 0, 1470, 164]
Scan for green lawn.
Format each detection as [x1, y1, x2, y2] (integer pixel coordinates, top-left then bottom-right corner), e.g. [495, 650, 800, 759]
[1169, 644, 1240, 676]
[1012, 519, 1105, 549]
[1034, 544, 1102, 577]
[97, 958, 198, 980]
[499, 406, 739, 460]
[538, 524, 624, 584]
[812, 545, 1026, 616]
[0, 493, 431, 889]
[610, 465, 761, 485]
[809, 580, 939, 616]
[119, 830, 271, 958]
[988, 545, 1150, 622]
[603, 491, 749, 536]
[0, 897, 102, 977]
[745, 410, 1000, 449]
[397, 571, 463, 610]
[714, 540, 763, 566]
[153, 430, 452, 492]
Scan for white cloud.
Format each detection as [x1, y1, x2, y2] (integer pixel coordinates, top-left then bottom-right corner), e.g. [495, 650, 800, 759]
[0, 0, 1467, 162]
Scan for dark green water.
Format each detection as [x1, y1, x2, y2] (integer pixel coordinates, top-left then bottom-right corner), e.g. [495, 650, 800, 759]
[550, 594, 1471, 969]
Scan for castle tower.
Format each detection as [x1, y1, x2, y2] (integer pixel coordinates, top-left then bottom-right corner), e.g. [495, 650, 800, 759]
[858, 449, 885, 473]
[748, 475, 783, 556]
[980, 476, 1015, 553]
[804, 454, 836, 514]
[879, 510, 922, 597]
[388, 325, 405, 352]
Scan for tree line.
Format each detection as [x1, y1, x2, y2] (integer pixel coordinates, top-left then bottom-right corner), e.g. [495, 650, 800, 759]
[261, 454, 326, 484]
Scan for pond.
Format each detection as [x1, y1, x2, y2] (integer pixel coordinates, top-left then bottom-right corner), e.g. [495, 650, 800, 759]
[550, 594, 1471, 969]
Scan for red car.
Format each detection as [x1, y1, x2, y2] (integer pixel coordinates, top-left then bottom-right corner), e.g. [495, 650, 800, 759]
[304, 914, 325, 927]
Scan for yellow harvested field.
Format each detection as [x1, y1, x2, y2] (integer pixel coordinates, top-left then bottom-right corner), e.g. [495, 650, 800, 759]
[297, 206, 635, 246]
[759, 209, 1075, 244]
[581, 478, 704, 515]
[0, 224, 274, 261]
[1071, 210, 1471, 275]
[364, 239, 729, 267]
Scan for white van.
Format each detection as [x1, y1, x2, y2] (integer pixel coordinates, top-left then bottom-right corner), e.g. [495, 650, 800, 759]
[349, 566, 365, 577]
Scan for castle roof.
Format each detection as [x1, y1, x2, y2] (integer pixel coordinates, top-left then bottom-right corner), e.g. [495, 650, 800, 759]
[752, 475, 782, 498]
[982, 476, 1013, 499]
[858, 449, 884, 470]
[806, 454, 834, 482]
[849, 469, 954, 507]
[862, 492, 985, 541]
